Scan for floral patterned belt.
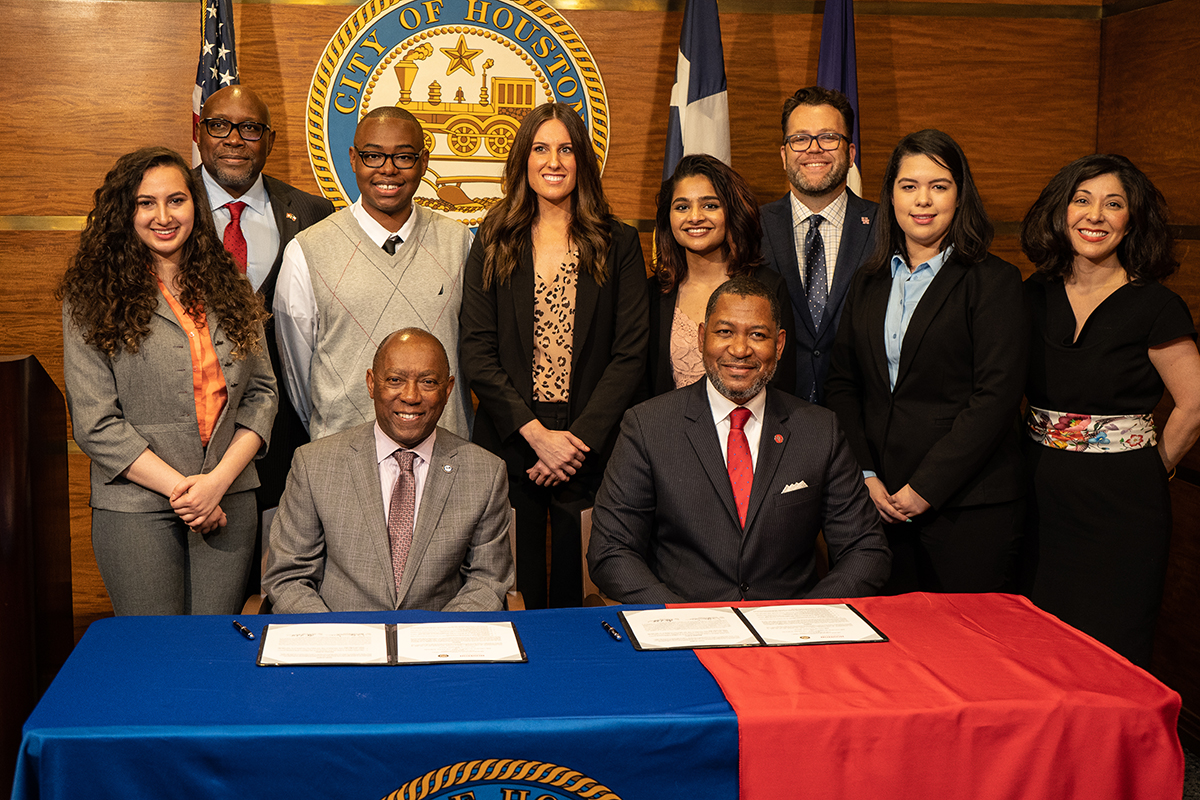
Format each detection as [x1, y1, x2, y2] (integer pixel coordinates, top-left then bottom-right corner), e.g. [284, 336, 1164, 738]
[1026, 406, 1157, 452]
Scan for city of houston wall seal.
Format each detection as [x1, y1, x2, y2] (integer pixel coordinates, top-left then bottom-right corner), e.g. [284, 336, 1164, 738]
[306, 0, 611, 227]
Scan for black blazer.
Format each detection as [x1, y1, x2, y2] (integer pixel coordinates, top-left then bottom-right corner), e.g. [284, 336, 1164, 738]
[644, 265, 797, 399]
[825, 251, 1028, 510]
[459, 219, 650, 476]
[194, 167, 335, 505]
[587, 379, 891, 603]
[760, 189, 878, 404]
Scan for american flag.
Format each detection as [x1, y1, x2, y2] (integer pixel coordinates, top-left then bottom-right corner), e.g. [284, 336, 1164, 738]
[192, 0, 239, 165]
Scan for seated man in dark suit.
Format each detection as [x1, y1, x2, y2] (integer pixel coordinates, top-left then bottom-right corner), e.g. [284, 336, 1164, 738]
[588, 277, 889, 603]
[263, 328, 513, 613]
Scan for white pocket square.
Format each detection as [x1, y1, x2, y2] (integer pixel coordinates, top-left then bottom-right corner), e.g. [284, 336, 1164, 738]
[781, 481, 808, 493]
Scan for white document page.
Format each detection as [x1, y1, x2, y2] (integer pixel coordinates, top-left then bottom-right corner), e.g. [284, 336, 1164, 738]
[740, 603, 885, 645]
[258, 623, 390, 665]
[392, 621, 524, 663]
[620, 607, 758, 650]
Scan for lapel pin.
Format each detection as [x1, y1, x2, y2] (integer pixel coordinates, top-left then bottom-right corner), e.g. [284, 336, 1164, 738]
[443, 464, 453, 472]
[774, 434, 784, 444]
[861, 216, 870, 225]
[286, 212, 298, 222]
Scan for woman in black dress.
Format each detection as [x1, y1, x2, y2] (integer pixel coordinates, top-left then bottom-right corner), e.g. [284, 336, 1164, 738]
[645, 154, 795, 397]
[825, 129, 1028, 594]
[1020, 154, 1200, 667]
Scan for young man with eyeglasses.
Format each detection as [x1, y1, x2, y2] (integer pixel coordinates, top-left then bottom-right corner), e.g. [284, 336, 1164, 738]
[196, 85, 335, 562]
[274, 107, 474, 442]
[759, 86, 878, 405]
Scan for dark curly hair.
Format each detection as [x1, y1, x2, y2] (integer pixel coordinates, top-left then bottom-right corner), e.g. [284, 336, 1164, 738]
[1019, 153, 1177, 283]
[864, 129, 993, 273]
[57, 146, 266, 358]
[653, 154, 765, 294]
[477, 103, 613, 290]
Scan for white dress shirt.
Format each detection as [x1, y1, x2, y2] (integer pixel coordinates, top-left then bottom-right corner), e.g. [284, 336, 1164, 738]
[706, 378, 768, 471]
[274, 200, 419, 429]
[790, 189, 848, 293]
[201, 169, 279, 292]
[374, 421, 435, 528]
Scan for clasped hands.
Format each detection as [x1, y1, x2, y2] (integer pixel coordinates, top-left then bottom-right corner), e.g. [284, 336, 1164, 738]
[865, 477, 931, 523]
[170, 473, 228, 534]
[520, 420, 590, 487]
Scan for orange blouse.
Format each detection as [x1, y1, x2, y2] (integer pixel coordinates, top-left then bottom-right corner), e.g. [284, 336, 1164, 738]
[156, 279, 228, 446]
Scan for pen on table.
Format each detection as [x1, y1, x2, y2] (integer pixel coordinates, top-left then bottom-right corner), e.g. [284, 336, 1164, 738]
[232, 620, 255, 640]
[601, 620, 622, 641]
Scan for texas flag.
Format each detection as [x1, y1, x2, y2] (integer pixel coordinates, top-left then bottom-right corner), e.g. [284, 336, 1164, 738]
[662, 0, 731, 180]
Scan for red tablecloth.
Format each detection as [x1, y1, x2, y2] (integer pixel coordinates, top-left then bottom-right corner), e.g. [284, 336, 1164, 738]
[688, 593, 1182, 800]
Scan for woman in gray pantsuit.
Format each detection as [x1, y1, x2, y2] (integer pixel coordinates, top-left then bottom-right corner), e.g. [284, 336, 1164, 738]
[59, 147, 277, 615]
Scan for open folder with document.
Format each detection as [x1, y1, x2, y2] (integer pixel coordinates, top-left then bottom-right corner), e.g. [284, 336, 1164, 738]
[257, 621, 527, 666]
[619, 603, 887, 651]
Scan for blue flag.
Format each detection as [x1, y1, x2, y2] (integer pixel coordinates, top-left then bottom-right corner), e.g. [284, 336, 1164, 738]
[663, 0, 730, 181]
[192, 0, 240, 165]
[816, 0, 862, 195]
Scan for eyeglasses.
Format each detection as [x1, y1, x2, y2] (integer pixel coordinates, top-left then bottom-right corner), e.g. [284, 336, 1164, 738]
[784, 133, 848, 152]
[355, 150, 426, 170]
[199, 118, 271, 142]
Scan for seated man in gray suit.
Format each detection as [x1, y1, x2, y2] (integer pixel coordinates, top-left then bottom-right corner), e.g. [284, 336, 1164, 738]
[264, 328, 513, 613]
[588, 277, 889, 604]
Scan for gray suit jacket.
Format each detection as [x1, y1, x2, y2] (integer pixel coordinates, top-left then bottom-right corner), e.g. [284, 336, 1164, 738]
[760, 189, 878, 404]
[587, 380, 890, 603]
[263, 422, 514, 613]
[63, 300, 277, 512]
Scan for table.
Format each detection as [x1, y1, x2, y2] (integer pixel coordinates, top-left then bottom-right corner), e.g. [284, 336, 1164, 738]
[13, 595, 1183, 800]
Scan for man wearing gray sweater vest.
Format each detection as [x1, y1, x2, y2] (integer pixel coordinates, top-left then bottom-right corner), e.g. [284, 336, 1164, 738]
[275, 107, 473, 441]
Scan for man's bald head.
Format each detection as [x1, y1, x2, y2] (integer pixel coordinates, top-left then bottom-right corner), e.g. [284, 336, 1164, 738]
[197, 86, 276, 197]
[373, 328, 450, 375]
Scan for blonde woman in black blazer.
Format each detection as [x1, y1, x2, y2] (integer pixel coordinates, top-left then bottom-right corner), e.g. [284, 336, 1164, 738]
[826, 130, 1027, 594]
[60, 147, 276, 615]
[460, 105, 649, 608]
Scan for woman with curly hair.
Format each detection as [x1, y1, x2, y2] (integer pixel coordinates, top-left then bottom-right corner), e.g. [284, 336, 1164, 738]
[459, 104, 649, 608]
[59, 146, 277, 615]
[645, 154, 795, 397]
[1019, 154, 1200, 666]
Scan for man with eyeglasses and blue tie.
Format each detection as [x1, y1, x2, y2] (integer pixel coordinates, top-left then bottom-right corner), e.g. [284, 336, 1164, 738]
[275, 107, 474, 442]
[196, 85, 334, 576]
[760, 87, 877, 405]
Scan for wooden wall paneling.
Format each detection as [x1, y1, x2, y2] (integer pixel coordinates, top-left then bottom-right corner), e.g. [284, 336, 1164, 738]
[1098, 0, 1200, 224]
[0, 1, 197, 216]
[854, 16, 1101, 223]
[1154, 478, 1200, 741]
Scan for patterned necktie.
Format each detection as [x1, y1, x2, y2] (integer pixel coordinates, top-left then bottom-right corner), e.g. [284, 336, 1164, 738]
[222, 201, 248, 274]
[727, 407, 753, 529]
[387, 450, 416, 596]
[382, 234, 402, 255]
[805, 215, 827, 329]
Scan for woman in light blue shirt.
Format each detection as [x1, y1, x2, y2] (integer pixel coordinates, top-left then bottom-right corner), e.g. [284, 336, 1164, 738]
[825, 129, 1028, 594]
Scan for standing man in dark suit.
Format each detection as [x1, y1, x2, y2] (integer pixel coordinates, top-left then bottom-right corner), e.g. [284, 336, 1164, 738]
[196, 85, 335, 582]
[760, 87, 877, 404]
[587, 277, 889, 604]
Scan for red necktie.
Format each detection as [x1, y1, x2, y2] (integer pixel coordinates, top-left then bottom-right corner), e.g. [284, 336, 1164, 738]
[222, 201, 248, 273]
[727, 407, 753, 528]
[388, 450, 416, 596]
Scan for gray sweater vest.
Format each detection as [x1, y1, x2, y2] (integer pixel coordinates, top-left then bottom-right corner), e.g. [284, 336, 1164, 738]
[295, 204, 473, 440]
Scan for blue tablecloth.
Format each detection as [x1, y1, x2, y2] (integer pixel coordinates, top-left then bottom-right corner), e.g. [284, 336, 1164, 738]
[14, 606, 738, 800]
